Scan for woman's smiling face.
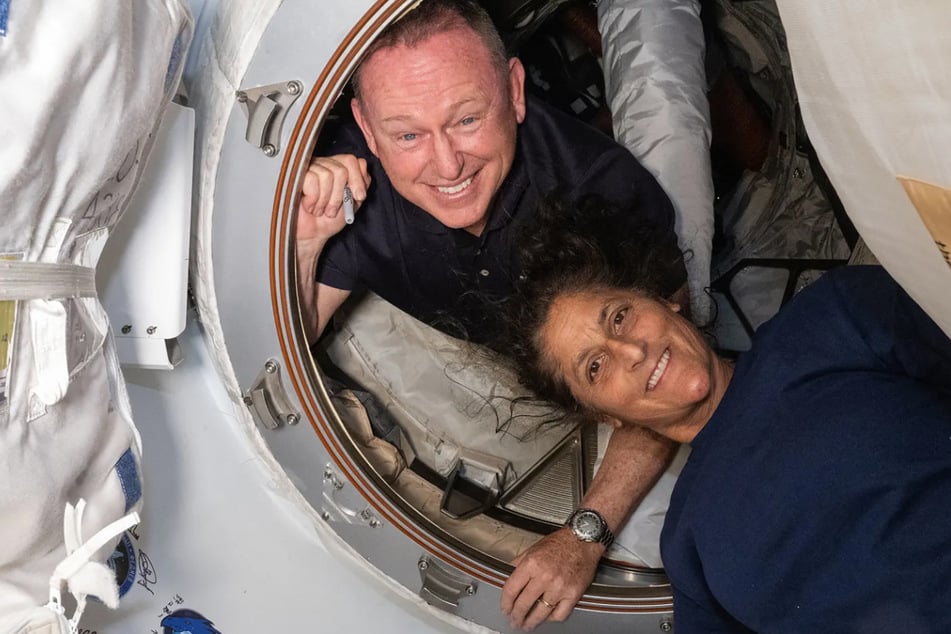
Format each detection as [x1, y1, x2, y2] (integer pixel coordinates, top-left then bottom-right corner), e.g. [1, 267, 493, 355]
[538, 287, 720, 433]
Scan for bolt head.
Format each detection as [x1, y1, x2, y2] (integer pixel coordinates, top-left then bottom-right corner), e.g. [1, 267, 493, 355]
[465, 585, 476, 596]
[265, 360, 277, 373]
[418, 560, 429, 571]
[660, 620, 673, 632]
[146, 326, 157, 335]
[287, 80, 302, 95]
[121, 325, 132, 334]
[286, 413, 300, 425]
[369, 519, 380, 528]
[263, 144, 277, 157]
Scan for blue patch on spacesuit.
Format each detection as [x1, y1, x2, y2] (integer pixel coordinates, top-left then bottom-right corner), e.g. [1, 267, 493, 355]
[107, 531, 138, 598]
[115, 448, 142, 512]
[0, 0, 10, 36]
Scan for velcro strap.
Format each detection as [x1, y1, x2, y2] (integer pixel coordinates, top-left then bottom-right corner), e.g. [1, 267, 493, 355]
[0, 261, 96, 300]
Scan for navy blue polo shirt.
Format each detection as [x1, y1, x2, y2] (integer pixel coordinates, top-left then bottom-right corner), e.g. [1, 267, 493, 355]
[316, 95, 677, 342]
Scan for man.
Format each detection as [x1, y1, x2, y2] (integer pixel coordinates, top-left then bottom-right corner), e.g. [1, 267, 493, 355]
[296, 0, 682, 629]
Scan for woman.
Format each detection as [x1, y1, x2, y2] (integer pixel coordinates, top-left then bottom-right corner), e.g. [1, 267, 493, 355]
[498, 195, 951, 632]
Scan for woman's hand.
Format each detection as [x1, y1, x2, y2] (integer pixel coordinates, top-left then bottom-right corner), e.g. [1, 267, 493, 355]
[500, 527, 602, 630]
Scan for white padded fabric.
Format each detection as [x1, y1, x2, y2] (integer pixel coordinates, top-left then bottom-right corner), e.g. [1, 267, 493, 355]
[598, 0, 715, 323]
[774, 1, 951, 338]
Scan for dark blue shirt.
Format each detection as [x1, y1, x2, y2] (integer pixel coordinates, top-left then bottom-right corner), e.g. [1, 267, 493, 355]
[316, 95, 678, 342]
[662, 266, 951, 632]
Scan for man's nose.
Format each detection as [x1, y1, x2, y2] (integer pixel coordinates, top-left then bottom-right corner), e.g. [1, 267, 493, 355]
[607, 338, 646, 368]
[431, 133, 464, 180]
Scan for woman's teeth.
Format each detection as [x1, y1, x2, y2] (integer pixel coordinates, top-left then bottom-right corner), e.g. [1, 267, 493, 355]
[647, 348, 670, 391]
[437, 176, 473, 195]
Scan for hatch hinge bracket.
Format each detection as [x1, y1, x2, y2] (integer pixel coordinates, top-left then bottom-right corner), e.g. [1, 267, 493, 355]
[243, 358, 301, 430]
[235, 79, 303, 157]
[417, 556, 477, 613]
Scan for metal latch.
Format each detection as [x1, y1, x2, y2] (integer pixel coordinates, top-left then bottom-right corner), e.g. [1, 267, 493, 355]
[418, 556, 477, 613]
[439, 449, 509, 520]
[235, 80, 303, 157]
[243, 358, 300, 430]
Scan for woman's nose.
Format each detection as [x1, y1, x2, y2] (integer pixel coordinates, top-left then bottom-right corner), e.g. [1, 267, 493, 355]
[608, 338, 646, 368]
[432, 133, 464, 180]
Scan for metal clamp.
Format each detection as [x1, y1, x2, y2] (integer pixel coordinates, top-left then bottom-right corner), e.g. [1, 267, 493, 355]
[235, 80, 303, 157]
[243, 359, 300, 430]
[418, 556, 477, 613]
[320, 465, 382, 528]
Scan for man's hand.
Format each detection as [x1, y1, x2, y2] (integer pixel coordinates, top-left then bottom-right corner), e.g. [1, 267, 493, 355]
[297, 154, 370, 244]
[500, 527, 602, 631]
[295, 154, 368, 343]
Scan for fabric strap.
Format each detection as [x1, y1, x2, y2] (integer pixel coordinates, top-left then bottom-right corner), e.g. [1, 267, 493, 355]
[0, 262, 96, 301]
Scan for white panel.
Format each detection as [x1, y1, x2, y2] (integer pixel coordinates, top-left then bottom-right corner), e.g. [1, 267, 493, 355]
[98, 103, 195, 369]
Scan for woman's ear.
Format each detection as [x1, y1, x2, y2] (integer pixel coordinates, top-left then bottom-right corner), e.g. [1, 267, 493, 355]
[597, 414, 624, 430]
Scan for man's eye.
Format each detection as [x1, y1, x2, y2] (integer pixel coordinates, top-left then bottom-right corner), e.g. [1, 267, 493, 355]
[587, 357, 603, 382]
[400, 133, 417, 142]
[460, 116, 476, 126]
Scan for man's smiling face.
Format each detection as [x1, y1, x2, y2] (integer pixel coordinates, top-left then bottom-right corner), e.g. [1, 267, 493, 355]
[352, 26, 526, 236]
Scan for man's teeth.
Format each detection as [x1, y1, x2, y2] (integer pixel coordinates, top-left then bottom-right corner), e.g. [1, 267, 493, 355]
[647, 349, 670, 391]
[437, 176, 473, 195]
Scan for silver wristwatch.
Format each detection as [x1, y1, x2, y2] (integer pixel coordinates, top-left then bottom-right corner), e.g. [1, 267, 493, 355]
[565, 508, 614, 548]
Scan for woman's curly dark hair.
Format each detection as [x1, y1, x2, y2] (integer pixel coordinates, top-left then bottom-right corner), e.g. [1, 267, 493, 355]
[491, 191, 687, 414]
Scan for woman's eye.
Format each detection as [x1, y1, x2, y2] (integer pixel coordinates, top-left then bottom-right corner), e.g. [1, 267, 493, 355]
[587, 357, 603, 382]
[613, 307, 628, 332]
[460, 116, 476, 126]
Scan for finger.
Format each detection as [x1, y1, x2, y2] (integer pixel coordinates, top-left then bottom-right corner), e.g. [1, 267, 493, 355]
[331, 154, 371, 205]
[500, 566, 531, 615]
[508, 578, 548, 630]
[314, 158, 348, 218]
[300, 163, 325, 215]
[522, 597, 558, 632]
[549, 599, 574, 624]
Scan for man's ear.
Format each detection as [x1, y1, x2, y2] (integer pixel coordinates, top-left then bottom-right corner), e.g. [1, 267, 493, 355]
[508, 58, 527, 123]
[351, 98, 379, 156]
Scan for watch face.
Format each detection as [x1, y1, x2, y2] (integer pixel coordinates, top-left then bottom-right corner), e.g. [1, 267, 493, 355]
[571, 510, 603, 542]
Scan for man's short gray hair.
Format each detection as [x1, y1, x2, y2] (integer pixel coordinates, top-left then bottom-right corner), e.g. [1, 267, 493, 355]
[351, 0, 510, 102]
